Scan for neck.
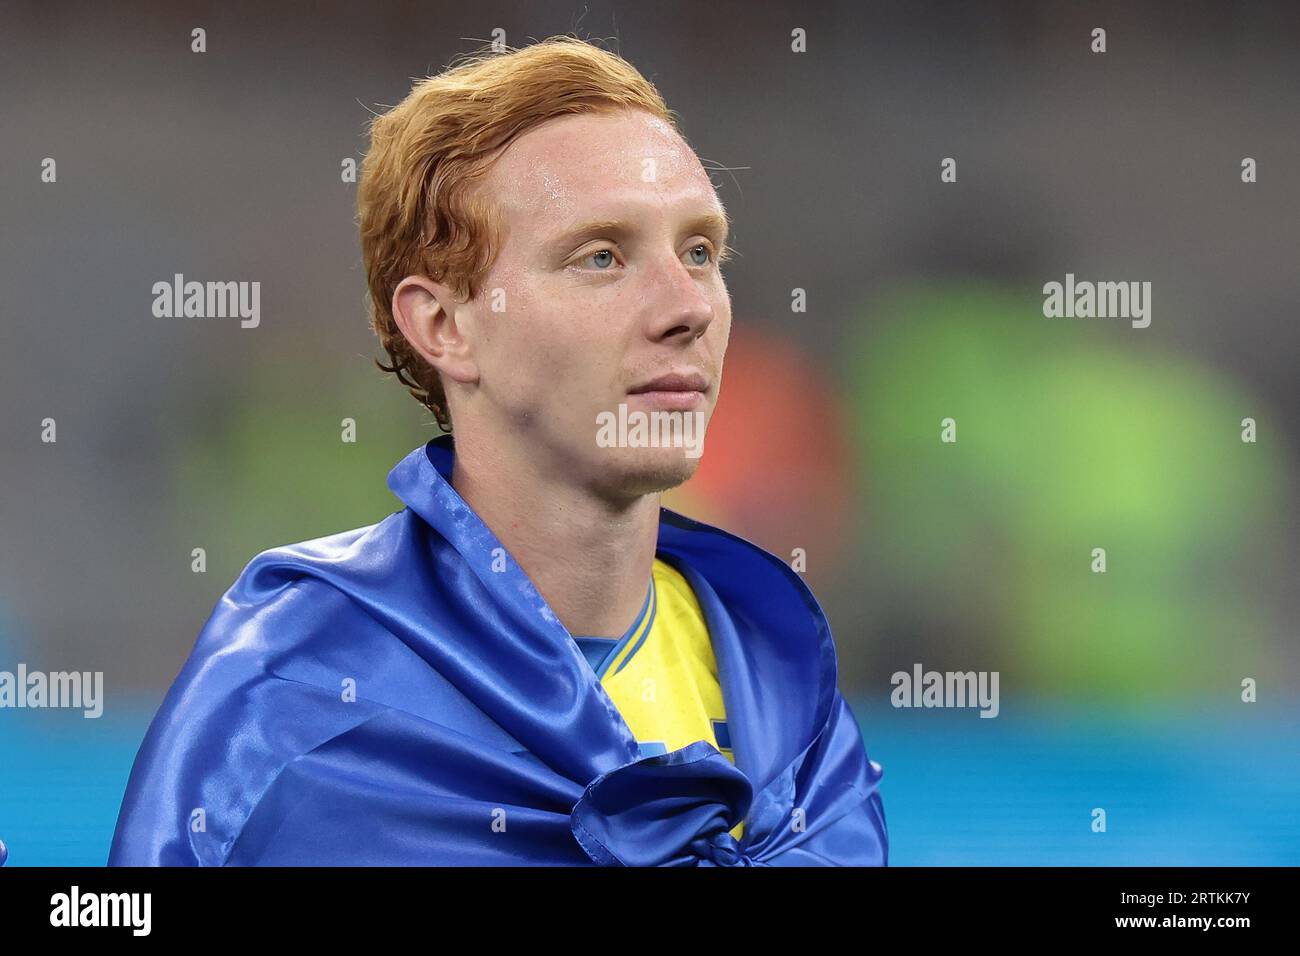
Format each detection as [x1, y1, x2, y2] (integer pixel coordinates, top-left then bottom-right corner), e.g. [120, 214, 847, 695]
[449, 432, 661, 639]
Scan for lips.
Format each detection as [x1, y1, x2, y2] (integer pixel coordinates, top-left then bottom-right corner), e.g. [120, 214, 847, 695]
[626, 371, 709, 412]
[627, 372, 709, 395]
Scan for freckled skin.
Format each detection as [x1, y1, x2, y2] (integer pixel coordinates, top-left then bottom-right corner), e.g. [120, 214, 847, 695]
[456, 108, 733, 501]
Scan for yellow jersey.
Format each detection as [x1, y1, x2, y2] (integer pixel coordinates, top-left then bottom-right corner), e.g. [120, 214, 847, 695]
[573, 557, 742, 839]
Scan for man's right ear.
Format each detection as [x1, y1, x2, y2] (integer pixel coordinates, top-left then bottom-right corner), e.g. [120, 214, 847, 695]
[390, 275, 480, 386]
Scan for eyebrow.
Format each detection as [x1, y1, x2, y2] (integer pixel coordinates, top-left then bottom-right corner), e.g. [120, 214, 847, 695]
[545, 210, 731, 256]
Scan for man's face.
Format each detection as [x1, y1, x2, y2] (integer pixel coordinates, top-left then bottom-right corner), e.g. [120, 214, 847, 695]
[458, 108, 732, 500]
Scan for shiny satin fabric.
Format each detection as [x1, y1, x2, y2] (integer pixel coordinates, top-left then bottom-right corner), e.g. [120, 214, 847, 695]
[107, 436, 888, 866]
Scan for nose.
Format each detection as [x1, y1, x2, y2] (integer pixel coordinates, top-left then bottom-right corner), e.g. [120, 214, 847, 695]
[643, 251, 716, 343]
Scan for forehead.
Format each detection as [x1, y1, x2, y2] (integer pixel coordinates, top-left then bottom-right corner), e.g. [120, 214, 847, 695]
[482, 109, 721, 229]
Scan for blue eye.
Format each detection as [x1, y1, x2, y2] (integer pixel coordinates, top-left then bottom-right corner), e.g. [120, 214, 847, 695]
[687, 244, 712, 266]
[587, 248, 616, 269]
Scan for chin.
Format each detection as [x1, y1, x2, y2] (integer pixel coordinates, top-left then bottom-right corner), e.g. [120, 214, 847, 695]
[594, 445, 704, 500]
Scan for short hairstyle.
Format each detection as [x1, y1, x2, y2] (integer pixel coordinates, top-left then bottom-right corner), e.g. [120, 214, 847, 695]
[357, 36, 678, 429]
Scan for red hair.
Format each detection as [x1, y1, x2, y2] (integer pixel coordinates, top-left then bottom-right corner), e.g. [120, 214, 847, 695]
[357, 36, 678, 428]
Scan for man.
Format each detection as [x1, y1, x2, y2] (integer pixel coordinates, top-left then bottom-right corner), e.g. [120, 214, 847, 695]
[109, 36, 887, 866]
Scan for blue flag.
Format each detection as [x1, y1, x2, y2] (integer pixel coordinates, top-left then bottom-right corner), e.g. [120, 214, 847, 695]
[108, 436, 887, 866]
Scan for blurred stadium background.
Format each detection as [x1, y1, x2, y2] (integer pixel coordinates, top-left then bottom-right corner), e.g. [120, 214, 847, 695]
[1, 1, 1297, 864]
